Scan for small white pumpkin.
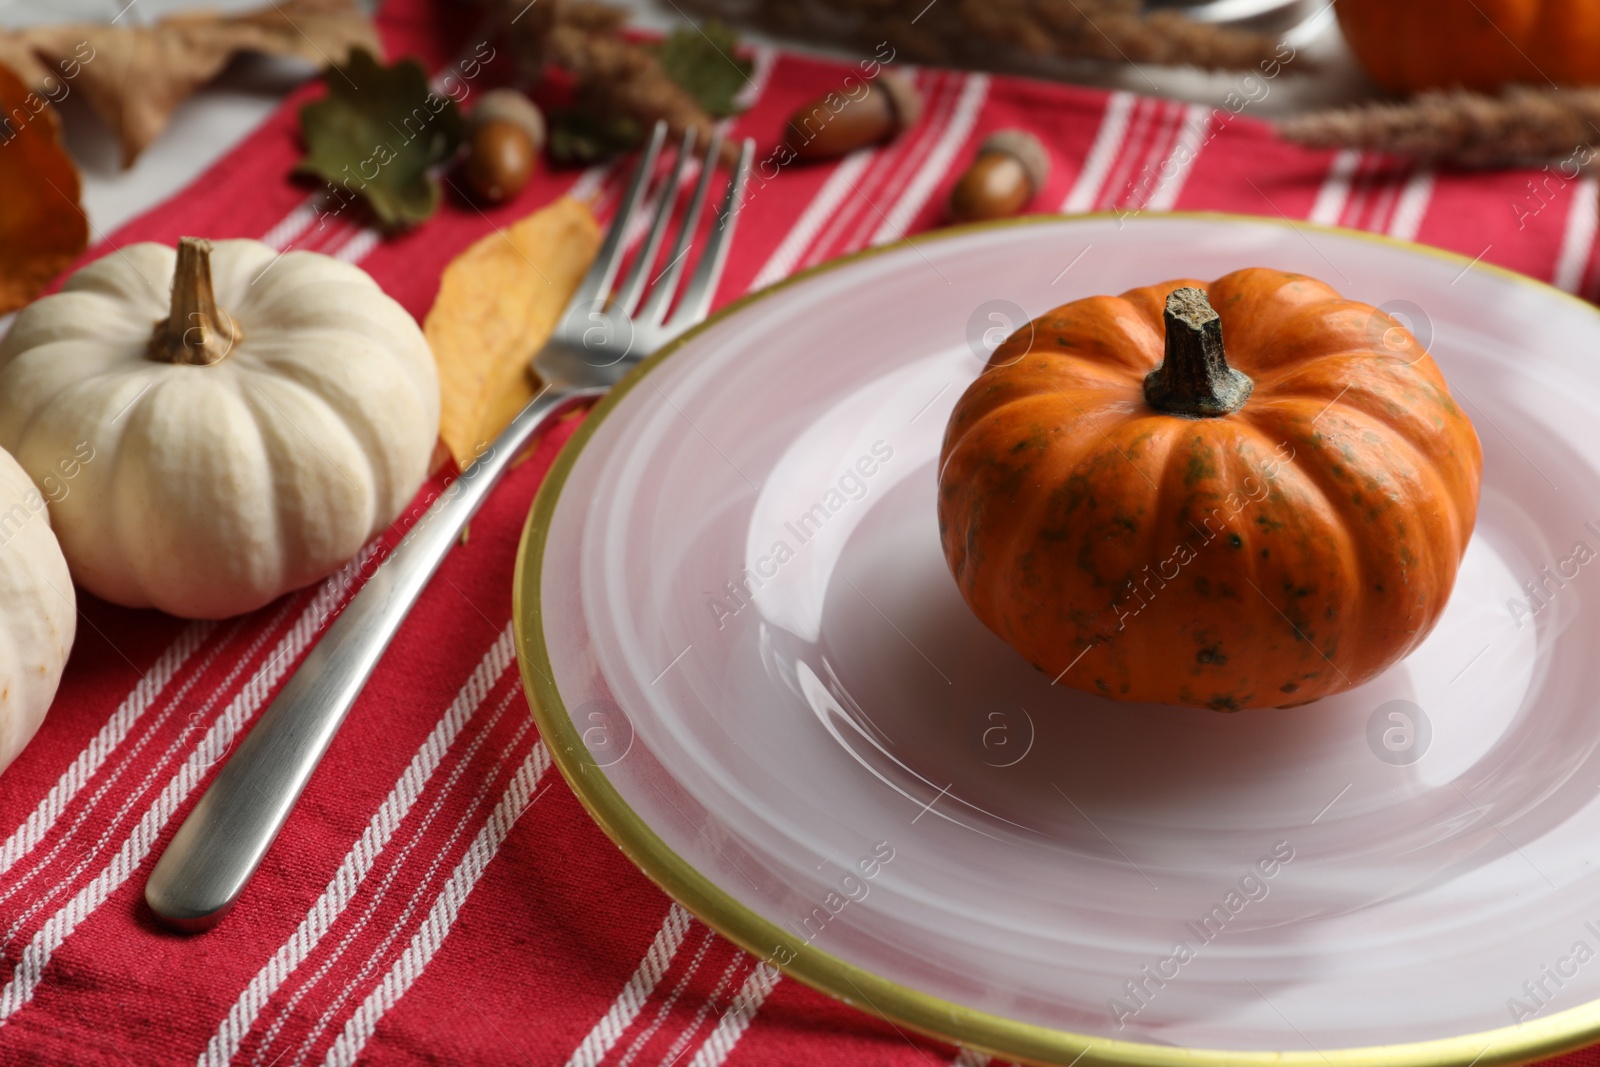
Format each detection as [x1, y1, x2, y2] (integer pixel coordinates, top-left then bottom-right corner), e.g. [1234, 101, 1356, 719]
[0, 238, 439, 619]
[0, 446, 75, 771]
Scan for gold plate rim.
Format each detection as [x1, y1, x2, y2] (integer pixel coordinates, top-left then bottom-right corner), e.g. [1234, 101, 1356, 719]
[512, 211, 1600, 1067]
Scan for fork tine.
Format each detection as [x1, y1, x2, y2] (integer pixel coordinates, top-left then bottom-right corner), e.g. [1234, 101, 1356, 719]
[567, 120, 667, 313]
[665, 136, 755, 331]
[636, 127, 723, 327]
[612, 127, 695, 319]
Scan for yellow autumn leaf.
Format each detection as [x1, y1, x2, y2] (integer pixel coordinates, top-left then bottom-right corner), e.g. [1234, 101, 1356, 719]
[425, 196, 601, 467]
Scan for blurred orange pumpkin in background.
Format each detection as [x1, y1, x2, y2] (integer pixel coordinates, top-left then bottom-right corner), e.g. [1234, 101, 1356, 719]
[1337, 0, 1600, 93]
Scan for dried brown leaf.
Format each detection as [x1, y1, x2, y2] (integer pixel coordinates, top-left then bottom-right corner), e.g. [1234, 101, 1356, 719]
[424, 197, 602, 468]
[0, 60, 88, 314]
[0, 0, 380, 167]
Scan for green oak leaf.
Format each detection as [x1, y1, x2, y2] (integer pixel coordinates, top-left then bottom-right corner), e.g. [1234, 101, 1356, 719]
[295, 49, 464, 232]
[653, 21, 752, 119]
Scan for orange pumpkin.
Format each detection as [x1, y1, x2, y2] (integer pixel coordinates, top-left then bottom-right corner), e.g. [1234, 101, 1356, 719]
[1337, 0, 1600, 92]
[938, 269, 1482, 710]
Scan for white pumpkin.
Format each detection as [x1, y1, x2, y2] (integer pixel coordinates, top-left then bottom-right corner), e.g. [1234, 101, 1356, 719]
[0, 446, 75, 771]
[0, 238, 439, 619]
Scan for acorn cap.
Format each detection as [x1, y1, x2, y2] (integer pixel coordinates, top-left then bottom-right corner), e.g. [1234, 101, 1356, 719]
[877, 71, 923, 135]
[979, 129, 1049, 193]
[473, 88, 546, 153]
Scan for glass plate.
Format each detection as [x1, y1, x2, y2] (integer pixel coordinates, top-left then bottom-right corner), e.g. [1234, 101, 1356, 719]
[515, 214, 1600, 1066]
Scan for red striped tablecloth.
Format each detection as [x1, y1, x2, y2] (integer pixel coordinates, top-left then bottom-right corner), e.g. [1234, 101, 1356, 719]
[3, 2, 1600, 1064]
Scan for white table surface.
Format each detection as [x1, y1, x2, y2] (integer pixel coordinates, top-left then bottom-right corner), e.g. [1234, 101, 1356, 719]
[0, 0, 1379, 237]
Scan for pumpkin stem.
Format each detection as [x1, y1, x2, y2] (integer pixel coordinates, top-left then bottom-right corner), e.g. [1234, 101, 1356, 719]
[146, 237, 241, 366]
[1143, 287, 1253, 418]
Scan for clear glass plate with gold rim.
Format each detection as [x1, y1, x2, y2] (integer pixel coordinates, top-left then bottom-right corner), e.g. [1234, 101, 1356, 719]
[515, 213, 1600, 1067]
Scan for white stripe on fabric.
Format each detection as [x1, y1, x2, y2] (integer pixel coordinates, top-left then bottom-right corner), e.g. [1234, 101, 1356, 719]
[200, 626, 517, 1067]
[1061, 91, 1136, 213]
[733, 45, 777, 111]
[683, 963, 781, 1067]
[1555, 171, 1599, 293]
[1141, 103, 1211, 213]
[261, 202, 323, 252]
[568, 164, 611, 205]
[317, 741, 552, 1067]
[1364, 170, 1405, 233]
[1307, 149, 1361, 227]
[869, 74, 991, 246]
[1336, 164, 1375, 231]
[750, 151, 875, 289]
[615, 926, 715, 1067]
[284, 713, 532, 1067]
[1, 606, 291, 943]
[1101, 98, 1171, 213]
[562, 905, 695, 1067]
[816, 72, 953, 266]
[264, 150, 608, 269]
[0, 623, 212, 876]
[0, 548, 376, 1023]
[332, 229, 383, 264]
[1387, 168, 1435, 240]
[653, 952, 746, 1067]
[821, 71, 948, 259]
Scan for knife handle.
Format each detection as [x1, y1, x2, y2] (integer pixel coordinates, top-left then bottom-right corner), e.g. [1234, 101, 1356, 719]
[144, 384, 597, 931]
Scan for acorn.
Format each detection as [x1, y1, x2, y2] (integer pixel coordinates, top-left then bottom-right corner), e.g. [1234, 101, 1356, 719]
[783, 71, 922, 162]
[473, 88, 546, 153]
[463, 120, 535, 204]
[461, 90, 545, 205]
[947, 130, 1050, 224]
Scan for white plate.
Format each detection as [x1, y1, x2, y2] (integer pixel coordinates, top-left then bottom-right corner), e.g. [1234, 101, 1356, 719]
[516, 214, 1600, 1066]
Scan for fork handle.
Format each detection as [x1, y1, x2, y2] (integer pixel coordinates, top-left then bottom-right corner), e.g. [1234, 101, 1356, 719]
[145, 383, 601, 931]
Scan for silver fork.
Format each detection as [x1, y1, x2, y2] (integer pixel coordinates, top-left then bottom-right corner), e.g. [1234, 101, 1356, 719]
[145, 122, 755, 932]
